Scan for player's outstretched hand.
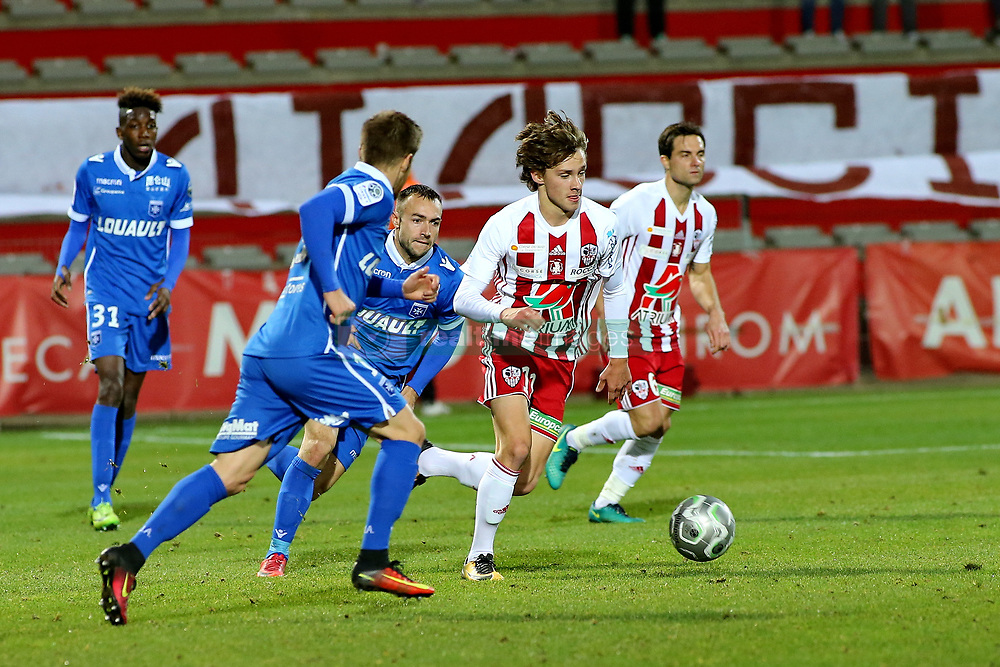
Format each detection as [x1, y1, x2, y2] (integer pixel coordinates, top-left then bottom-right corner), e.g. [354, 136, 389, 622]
[146, 281, 172, 320]
[403, 266, 439, 303]
[705, 310, 731, 355]
[595, 357, 631, 404]
[50, 267, 72, 308]
[324, 289, 357, 325]
[501, 306, 544, 332]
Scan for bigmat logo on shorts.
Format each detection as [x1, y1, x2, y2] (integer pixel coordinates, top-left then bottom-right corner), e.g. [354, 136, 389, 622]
[216, 418, 259, 440]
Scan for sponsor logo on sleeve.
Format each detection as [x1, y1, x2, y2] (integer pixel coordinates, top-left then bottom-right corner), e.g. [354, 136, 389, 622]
[353, 180, 385, 206]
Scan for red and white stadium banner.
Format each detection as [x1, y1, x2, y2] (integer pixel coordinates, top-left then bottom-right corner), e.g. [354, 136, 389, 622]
[2, 69, 1000, 218]
[672, 247, 861, 392]
[865, 241, 1000, 380]
[0, 248, 861, 416]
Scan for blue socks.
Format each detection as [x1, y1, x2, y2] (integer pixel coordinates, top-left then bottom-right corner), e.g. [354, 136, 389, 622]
[112, 414, 136, 485]
[265, 445, 299, 482]
[268, 456, 322, 557]
[130, 465, 228, 559]
[90, 404, 118, 507]
[361, 439, 420, 551]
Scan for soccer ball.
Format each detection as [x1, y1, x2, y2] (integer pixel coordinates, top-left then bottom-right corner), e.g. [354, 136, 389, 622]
[669, 495, 735, 562]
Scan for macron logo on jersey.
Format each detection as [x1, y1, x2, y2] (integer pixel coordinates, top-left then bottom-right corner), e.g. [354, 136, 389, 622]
[95, 217, 167, 238]
[353, 180, 384, 206]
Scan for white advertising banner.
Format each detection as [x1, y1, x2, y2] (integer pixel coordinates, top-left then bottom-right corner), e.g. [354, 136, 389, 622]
[1, 70, 999, 218]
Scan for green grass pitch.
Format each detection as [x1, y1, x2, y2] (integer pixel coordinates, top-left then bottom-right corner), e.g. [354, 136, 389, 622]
[1, 382, 997, 665]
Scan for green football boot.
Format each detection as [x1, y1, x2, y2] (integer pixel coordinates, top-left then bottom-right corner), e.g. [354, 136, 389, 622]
[588, 502, 645, 523]
[545, 424, 579, 490]
[90, 502, 120, 531]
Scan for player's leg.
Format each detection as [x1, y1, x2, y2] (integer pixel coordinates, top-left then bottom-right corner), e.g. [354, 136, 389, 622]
[90, 354, 125, 530]
[547, 353, 658, 490]
[416, 445, 493, 489]
[95, 355, 305, 625]
[352, 407, 433, 597]
[111, 368, 146, 485]
[590, 351, 684, 522]
[462, 394, 531, 582]
[260, 421, 357, 577]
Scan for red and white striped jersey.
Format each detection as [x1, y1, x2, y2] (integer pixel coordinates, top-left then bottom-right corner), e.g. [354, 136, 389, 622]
[462, 194, 620, 361]
[611, 179, 717, 352]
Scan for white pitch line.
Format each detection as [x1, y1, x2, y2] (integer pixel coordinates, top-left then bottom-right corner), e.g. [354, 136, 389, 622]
[36, 432, 1000, 458]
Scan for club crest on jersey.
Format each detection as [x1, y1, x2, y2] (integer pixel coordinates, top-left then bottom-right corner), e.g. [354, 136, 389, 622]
[408, 302, 429, 318]
[671, 240, 684, 259]
[631, 379, 650, 400]
[580, 243, 599, 266]
[549, 258, 564, 274]
[89, 330, 102, 347]
[501, 366, 522, 387]
[148, 200, 163, 218]
[353, 180, 384, 206]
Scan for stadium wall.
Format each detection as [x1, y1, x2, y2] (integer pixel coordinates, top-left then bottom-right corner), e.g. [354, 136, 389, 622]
[3, 241, 998, 416]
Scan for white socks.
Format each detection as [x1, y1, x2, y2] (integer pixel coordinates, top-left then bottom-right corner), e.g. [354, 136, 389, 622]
[567, 410, 637, 451]
[593, 436, 661, 509]
[468, 458, 518, 560]
[418, 447, 493, 489]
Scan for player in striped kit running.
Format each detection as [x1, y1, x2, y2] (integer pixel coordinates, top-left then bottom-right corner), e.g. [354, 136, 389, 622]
[416, 111, 632, 581]
[545, 121, 731, 522]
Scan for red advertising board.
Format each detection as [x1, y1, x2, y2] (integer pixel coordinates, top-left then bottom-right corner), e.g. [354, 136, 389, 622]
[865, 241, 1000, 380]
[1, 247, 862, 416]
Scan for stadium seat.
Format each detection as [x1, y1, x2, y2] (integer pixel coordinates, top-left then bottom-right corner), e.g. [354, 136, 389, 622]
[0, 60, 29, 83]
[764, 225, 835, 249]
[0, 253, 55, 276]
[4, 0, 67, 17]
[900, 220, 969, 242]
[437, 239, 476, 262]
[145, 0, 207, 13]
[711, 228, 764, 253]
[274, 243, 301, 267]
[718, 36, 786, 59]
[316, 47, 386, 71]
[34, 57, 100, 81]
[921, 29, 984, 52]
[584, 39, 651, 64]
[451, 44, 517, 67]
[175, 52, 243, 76]
[520, 42, 584, 66]
[245, 50, 313, 73]
[216, 0, 277, 9]
[287, 0, 346, 6]
[854, 32, 919, 55]
[652, 37, 717, 62]
[785, 34, 853, 57]
[105, 55, 173, 79]
[831, 222, 901, 247]
[386, 46, 450, 69]
[76, 0, 138, 15]
[202, 245, 274, 270]
[969, 218, 1000, 241]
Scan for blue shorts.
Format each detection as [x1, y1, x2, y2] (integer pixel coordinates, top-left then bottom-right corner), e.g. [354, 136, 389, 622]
[86, 300, 171, 372]
[210, 349, 407, 456]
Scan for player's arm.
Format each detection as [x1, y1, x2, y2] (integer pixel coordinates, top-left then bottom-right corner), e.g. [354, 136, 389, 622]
[405, 317, 463, 402]
[688, 261, 730, 354]
[146, 226, 191, 320]
[596, 261, 631, 403]
[51, 219, 89, 308]
[300, 187, 354, 324]
[453, 274, 543, 331]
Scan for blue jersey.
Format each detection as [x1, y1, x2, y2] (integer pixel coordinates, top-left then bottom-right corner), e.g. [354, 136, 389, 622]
[69, 147, 193, 315]
[245, 162, 395, 359]
[352, 232, 464, 385]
